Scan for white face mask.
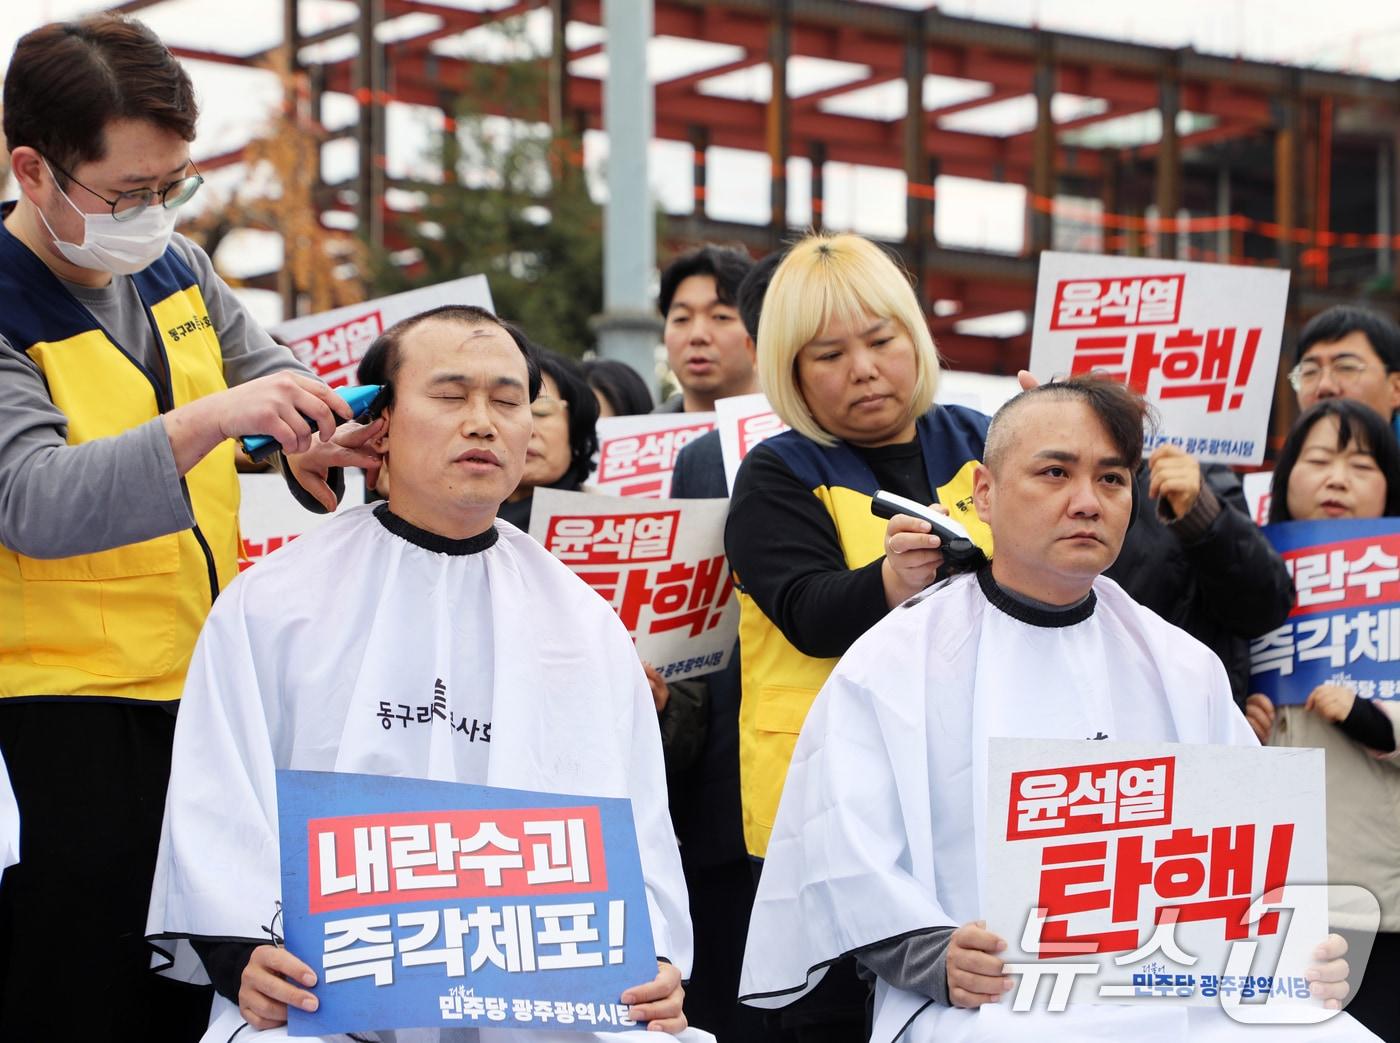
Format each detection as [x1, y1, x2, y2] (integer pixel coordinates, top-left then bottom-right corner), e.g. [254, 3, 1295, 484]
[35, 170, 178, 276]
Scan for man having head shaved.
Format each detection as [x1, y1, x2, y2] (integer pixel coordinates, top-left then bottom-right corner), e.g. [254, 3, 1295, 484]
[739, 376, 1365, 1042]
[146, 305, 709, 1042]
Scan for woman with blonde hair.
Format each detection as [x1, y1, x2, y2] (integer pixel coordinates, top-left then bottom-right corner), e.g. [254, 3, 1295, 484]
[724, 232, 991, 1041]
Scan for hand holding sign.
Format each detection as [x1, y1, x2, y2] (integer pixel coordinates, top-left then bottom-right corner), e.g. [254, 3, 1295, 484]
[1244, 694, 1276, 743]
[947, 920, 1012, 1009]
[239, 944, 319, 1030]
[1304, 683, 1357, 723]
[621, 960, 686, 1032]
[1309, 934, 1351, 1010]
[1148, 444, 1204, 519]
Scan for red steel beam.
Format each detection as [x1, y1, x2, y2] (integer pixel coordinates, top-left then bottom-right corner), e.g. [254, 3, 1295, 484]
[793, 73, 900, 110]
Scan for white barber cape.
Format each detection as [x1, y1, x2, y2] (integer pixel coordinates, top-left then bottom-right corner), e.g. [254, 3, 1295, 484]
[739, 568, 1377, 1043]
[147, 504, 707, 1043]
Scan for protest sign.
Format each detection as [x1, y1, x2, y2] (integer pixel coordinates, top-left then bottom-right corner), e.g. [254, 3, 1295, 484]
[529, 489, 737, 681]
[985, 738, 1327, 1014]
[270, 276, 494, 388]
[1242, 471, 1273, 526]
[278, 769, 656, 1036]
[589, 413, 716, 498]
[1030, 253, 1288, 465]
[1250, 518, 1400, 704]
[715, 393, 788, 494]
[238, 471, 366, 571]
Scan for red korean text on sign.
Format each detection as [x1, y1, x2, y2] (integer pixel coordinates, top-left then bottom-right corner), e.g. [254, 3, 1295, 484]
[308, 806, 607, 914]
[239, 533, 300, 571]
[543, 512, 680, 566]
[1007, 756, 1175, 841]
[596, 422, 713, 498]
[1281, 535, 1400, 617]
[545, 511, 735, 639]
[584, 554, 735, 637]
[1069, 327, 1261, 413]
[1050, 275, 1185, 330]
[737, 411, 789, 458]
[291, 312, 384, 389]
[1035, 822, 1295, 955]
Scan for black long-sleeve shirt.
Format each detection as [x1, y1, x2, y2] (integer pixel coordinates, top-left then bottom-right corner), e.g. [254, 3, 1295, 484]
[724, 439, 933, 659]
[1106, 463, 1295, 704]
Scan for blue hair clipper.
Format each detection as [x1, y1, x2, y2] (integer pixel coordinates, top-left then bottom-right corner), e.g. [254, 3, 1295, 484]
[238, 383, 384, 463]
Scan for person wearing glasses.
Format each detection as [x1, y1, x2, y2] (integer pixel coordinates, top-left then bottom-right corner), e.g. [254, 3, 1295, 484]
[0, 16, 379, 1041]
[1289, 306, 1400, 439]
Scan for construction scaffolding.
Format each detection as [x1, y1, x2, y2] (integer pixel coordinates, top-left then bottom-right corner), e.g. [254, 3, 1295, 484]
[99, 0, 1400, 441]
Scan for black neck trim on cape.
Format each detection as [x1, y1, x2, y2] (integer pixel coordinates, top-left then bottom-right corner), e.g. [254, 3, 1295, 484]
[373, 502, 499, 556]
[976, 563, 1096, 628]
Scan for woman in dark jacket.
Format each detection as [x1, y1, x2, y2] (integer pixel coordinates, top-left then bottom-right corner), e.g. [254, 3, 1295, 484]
[1105, 451, 1295, 705]
[497, 347, 598, 531]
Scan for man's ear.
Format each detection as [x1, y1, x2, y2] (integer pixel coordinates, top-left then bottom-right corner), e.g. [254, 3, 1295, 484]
[371, 410, 391, 453]
[972, 462, 993, 519]
[9, 147, 47, 195]
[1387, 370, 1400, 415]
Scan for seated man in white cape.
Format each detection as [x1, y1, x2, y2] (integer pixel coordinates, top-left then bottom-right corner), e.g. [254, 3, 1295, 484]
[738, 375, 1369, 1043]
[146, 304, 708, 1042]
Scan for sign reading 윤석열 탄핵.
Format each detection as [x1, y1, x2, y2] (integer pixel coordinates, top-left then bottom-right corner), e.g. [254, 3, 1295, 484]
[1029, 252, 1287, 465]
[528, 489, 738, 682]
[277, 770, 656, 1036]
[589, 413, 716, 499]
[984, 738, 1328, 1014]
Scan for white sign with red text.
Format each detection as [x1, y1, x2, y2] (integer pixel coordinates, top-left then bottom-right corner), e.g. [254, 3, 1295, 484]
[270, 276, 494, 388]
[985, 738, 1326, 1011]
[715, 393, 790, 494]
[528, 489, 737, 681]
[1243, 471, 1274, 526]
[237, 471, 366, 571]
[589, 413, 716, 499]
[1030, 253, 1288, 465]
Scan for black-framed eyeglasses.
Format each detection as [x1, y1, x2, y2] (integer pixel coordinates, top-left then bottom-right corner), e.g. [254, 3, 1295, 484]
[45, 155, 204, 222]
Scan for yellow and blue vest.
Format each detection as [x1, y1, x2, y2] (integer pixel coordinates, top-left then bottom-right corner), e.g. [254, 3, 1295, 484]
[737, 406, 992, 857]
[0, 223, 239, 702]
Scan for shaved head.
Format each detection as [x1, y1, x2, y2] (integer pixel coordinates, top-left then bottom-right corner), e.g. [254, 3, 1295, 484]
[984, 377, 1152, 476]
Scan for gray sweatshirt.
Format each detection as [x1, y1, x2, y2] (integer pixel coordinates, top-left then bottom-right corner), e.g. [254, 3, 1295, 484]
[0, 232, 318, 560]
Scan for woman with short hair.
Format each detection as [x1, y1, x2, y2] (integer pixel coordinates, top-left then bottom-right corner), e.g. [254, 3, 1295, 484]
[724, 232, 991, 1041]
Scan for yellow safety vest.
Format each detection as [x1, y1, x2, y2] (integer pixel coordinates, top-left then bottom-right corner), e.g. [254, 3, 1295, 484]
[736, 408, 993, 857]
[0, 230, 239, 702]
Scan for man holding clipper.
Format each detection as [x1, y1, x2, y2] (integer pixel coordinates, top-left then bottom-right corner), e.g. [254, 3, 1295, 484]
[0, 15, 378, 1039]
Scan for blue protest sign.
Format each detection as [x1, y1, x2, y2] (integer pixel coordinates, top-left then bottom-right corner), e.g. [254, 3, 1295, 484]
[276, 770, 656, 1035]
[1249, 518, 1400, 705]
